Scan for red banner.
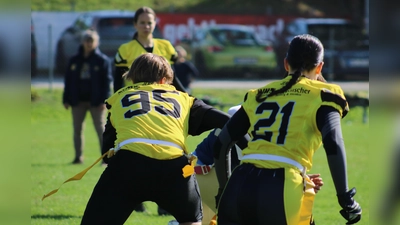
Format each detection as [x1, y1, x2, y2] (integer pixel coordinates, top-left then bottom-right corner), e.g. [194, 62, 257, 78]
[156, 13, 298, 45]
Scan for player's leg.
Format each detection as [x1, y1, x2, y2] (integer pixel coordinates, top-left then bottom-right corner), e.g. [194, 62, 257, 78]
[154, 157, 203, 225]
[218, 164, 303, 225]
[216, 164, 247, 225]
[81, 152, 143, 224]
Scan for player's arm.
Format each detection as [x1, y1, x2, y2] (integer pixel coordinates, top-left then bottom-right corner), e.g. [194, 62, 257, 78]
[317, 105, 362, 224]
[102, 103, 116, 164]
[187, 98, 231, 135]
[213, 107, 250, 204]
[317, 106, 348, 196]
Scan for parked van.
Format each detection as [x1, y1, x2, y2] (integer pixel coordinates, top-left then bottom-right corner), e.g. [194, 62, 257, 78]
[54, 10, 163, 75]
[274, 18, 369, 80]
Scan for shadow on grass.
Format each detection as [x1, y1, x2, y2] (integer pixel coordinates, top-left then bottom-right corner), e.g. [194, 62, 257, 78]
[31, 214, 82, 220]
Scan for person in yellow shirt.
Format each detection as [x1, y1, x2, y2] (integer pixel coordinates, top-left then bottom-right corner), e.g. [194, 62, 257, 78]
[114, 6, 186, 214]
[113, 6, 186, 93]
[80, 53, 233, 225]
[213, 34, 362, 225]
[190, 105, 323, 225]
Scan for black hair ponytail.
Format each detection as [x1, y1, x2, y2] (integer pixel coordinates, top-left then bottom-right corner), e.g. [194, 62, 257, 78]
[255, 89, 267, 102]
[255, 68, 302, 103]
[256, 34, 324, 103]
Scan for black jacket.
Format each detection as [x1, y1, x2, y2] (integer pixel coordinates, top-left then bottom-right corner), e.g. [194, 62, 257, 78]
[63, 46, 112, 106]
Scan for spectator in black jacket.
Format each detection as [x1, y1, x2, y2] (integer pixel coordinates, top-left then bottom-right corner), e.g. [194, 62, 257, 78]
[62, 29, 112, 164]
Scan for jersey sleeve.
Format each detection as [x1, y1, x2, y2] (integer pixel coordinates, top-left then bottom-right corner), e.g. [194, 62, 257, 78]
[320, 87, 349, 118]
[114, 44, 129, 68]
[241, 89, 256, 116]
[188, 98, 232, 136]
[113, 44, 130, 92]
[167, 41, 178, 63]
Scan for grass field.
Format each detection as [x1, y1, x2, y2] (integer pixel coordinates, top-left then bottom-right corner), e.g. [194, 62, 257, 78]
[31, 87, 369, 225]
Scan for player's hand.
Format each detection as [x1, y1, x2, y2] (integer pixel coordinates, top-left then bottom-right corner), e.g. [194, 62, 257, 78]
[215, 187, 224, 209]
[308, 174, 324, 193]
[337, 188, 362, 224]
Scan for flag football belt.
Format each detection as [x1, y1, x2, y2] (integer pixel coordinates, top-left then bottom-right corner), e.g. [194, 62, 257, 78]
[242, 154, 308, 192]
[41, 138, 196, 201]
[107, 138, 184, 158]
[241, 154, 306, 173]
[194, 164, 213, 175]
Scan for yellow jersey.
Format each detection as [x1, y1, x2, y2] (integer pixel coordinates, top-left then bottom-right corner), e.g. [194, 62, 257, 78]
[114, 39, 177, 87]
[241, 76, 349, 171]
[106, 82, 194, 160]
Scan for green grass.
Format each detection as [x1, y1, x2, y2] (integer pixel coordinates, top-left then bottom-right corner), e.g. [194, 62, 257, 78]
[31, 87, 369, 224]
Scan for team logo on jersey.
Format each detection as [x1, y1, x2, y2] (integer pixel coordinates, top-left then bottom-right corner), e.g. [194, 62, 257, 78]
[286, 87, 310, 95]
[258, 88, 275, 94]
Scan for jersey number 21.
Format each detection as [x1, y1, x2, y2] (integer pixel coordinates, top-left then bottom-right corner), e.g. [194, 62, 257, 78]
[251, 101, 295, 145]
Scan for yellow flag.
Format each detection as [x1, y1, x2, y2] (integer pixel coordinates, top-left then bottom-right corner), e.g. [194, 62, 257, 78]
[182, 155, 197, 178]
[42, 152, 108, 201]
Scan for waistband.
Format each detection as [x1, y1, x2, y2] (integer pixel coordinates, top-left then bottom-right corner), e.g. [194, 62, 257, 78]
[241, 153, 305, 173]
[107, 138, 183, 159]
[116, 138, 183, 152]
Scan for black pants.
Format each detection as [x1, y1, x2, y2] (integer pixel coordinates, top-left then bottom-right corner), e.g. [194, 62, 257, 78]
[217, 164, 287, 225]
[81, 150, 202, 224]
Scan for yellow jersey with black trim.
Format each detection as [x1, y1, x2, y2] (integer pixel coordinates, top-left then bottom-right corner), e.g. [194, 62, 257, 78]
[114, 39, 177, 87]
[106, 82, 194, 160]
[241, 76, 349, 171]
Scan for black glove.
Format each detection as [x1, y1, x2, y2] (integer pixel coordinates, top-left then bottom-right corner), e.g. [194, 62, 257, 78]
[215, 187, 224, 209]
[337, 187, 362, 224]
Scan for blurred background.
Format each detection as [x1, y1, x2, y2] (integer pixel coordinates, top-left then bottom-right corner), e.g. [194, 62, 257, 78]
[0, 0, 393, 224]
[5, 0, 400, 224]
[28, 0, 369, 81]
